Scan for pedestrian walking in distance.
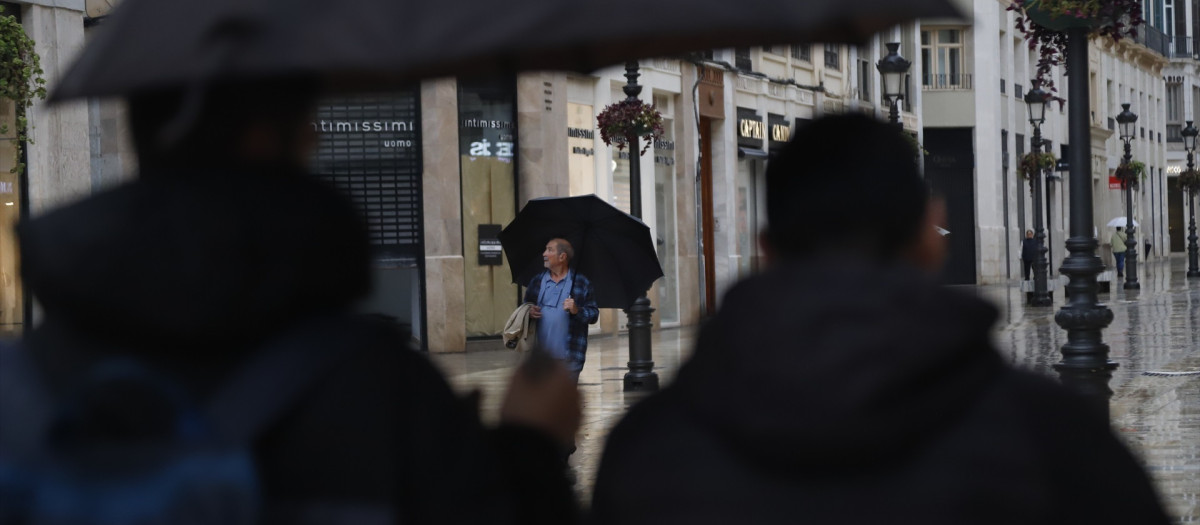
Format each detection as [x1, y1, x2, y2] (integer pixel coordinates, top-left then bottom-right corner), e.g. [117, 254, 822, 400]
[1020, 229, 1037, 280]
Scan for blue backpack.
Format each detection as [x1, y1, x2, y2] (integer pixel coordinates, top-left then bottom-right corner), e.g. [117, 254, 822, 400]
[0, 319, 357, 525]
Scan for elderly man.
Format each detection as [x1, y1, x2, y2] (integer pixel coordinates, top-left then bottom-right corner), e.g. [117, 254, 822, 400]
[526, 238, 599, 382]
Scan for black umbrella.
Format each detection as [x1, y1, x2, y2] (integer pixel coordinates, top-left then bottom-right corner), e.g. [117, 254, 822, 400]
[51, 0, 959, 101]
[499, 195, 663, 310]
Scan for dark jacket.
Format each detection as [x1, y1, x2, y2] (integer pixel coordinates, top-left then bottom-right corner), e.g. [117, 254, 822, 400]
[14, 167, 576, 524]
[591, 259, 1168, 525]
[1021, 237, 1038, 260]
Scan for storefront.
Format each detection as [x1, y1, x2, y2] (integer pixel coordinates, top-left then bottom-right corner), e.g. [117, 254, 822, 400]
[457, 78, 519, 338]
[0, 3, 25, 338]
[0, 97, 21, 338]
[311, 90, 427, 346]
[735, 107, 767, 278]
[653, 96, 680, 325]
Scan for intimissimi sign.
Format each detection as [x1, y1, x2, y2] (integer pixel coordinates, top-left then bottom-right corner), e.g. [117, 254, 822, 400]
[313, 119, 416, 133]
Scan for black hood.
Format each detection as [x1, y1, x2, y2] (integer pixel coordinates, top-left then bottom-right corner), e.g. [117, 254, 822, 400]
[18, 167, 370, 351]
[671, 258, 1003, 473]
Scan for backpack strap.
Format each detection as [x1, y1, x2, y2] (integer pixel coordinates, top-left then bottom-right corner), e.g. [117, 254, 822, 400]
[205, 315, 376, 445]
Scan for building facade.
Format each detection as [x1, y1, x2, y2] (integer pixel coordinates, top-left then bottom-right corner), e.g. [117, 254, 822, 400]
[1161, 0, 1200, 255]
[921, 0, 1170, 286]
[0, 0, 92, 339]
[10, 0, 1174, 349]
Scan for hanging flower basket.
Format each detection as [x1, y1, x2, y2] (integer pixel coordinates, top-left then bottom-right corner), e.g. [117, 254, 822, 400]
[597, 99, 664, 156]
[1009, 0, 1142, 106]
[1114, 160, 1145, 190]
[1018, 151, 1057, 180]
[1180, 169, 1200, 194]
[902, 132, 927, 159]
[1022, 0, 1104, 31]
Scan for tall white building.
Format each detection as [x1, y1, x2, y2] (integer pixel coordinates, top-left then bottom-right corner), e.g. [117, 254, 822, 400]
[1161, 0, 1199, 256]
[920, 0, 1169, 285]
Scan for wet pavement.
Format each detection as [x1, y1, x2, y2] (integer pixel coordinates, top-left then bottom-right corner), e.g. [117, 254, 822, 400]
[433, 254, 1199, 521]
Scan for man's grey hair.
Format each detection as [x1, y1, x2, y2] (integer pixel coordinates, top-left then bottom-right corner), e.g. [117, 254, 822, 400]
[551, 238, 574, 261]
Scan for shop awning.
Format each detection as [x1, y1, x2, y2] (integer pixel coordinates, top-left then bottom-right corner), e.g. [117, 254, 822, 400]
[738, 147, 769, 159]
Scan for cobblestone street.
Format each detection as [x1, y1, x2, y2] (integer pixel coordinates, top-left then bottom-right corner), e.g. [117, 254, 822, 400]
[435, 255, 1199, 521]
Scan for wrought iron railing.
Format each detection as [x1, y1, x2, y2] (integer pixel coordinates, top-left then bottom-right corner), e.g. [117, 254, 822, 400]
[1172, 36, 1194, 59]
[922, 73, 973, 90]
[1167, 123, 1183, 142]
[1136, 26, 1170, 57]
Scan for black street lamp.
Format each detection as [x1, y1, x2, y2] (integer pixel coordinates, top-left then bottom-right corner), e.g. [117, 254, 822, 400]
[1115, 103, 1139, 289]
[1046, 161, 1061, 278]
[619, 60, 659, 392]
[1025, 84, 1052, 306]
[1053, 27, 1116, 419]
[1183, 120, 1200, 278]
[876, 42, 911, 127]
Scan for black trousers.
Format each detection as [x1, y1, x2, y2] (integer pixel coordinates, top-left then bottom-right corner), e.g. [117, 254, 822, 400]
[1022, 259, 1033, 280]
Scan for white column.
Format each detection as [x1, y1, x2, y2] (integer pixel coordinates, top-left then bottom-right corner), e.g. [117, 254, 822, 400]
[972, 0, 1006, 283]
[24, 3, 89, 215]
[712, 70, 739, 304]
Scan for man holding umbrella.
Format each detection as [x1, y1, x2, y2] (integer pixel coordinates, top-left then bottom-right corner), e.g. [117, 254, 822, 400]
[526, 238, 599, 382]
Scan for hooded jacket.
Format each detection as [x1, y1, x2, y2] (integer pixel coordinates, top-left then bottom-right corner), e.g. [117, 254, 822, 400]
[13, 167, 575, 524]
[591, 259, 1167, 525]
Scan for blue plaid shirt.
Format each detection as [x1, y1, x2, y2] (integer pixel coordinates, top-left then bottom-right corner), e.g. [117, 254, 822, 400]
[524, 270, 599, 371]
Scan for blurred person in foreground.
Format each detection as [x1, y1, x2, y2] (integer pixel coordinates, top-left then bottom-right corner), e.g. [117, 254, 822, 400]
[589, 114, 1168, 524]
[2, 80, 580, 524]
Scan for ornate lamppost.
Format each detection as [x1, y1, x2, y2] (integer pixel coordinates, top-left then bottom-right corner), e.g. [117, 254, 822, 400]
[618, 60, 659, 392]
[1053, 27, 1115, 419]
[1045, 139, 1061, 277]
[1115, 103, 1139, 289]
[1025, 84, 1052, 306]
[876, 43, 911, 127]
[1183, 121, 1200, 278]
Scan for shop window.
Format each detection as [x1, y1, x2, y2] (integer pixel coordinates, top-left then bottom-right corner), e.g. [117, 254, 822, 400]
[312, 91, 426, 345]
[653, 117, 679, 324]
[0, 97, 20, 338]
[457, 78, 519, 338]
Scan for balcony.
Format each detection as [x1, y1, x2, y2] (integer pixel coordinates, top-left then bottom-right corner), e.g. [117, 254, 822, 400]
[922, 73, 973, 91]
[1171, 36, 1196, 59]
[1168, 123, 1183, 142]
[1135, 26, 1169, 57]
